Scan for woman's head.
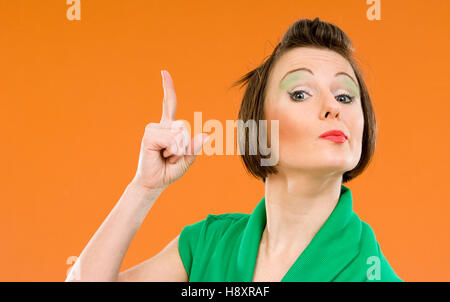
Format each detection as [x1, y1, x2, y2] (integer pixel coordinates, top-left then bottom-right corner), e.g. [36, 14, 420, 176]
[232, 17, 377, 184]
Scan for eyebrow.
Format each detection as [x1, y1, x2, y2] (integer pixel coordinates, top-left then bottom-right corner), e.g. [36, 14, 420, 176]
[279, 67, 358, 87]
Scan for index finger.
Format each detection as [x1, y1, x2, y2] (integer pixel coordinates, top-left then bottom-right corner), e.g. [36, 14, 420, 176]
[160, 70, 177, 123]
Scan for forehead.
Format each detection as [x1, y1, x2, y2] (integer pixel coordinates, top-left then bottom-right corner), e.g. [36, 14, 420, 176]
[273, 47, 356, 81]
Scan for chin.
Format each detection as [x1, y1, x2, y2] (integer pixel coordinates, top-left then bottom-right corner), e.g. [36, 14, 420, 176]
[278, 151, 356, 172]
[320, 159, 355, 171]
[278, 160, 353, 175]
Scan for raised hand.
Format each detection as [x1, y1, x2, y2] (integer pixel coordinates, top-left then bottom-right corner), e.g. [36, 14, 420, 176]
[131, 70, 210, 191]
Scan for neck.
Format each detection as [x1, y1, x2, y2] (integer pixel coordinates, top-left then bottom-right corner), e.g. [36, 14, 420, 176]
[261, 169, 343, 259]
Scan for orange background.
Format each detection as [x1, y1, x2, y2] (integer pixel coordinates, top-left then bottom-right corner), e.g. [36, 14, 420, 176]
[1, 0, 449, 281]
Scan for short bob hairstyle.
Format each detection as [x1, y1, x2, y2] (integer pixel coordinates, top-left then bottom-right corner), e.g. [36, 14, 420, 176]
[231, 17, 377, 184]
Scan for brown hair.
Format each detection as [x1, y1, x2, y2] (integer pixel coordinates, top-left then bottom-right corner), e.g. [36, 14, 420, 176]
[230, 17, 377, 184]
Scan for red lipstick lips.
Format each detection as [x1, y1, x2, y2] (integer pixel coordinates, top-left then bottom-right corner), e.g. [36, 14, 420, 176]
[319, 130, 348, 143]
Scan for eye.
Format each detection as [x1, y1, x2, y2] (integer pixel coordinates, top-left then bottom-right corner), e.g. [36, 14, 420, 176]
[288, 89, 356, 104]
[288, 89, 311, 102]
[336, 93, 355, 104]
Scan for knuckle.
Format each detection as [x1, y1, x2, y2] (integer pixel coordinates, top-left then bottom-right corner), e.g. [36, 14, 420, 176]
[170, 142, 178, 154]
[171, 120, 188, 131]
[166, 125, 181, 133]
[172, 139, 183, 155]
[145, 123, 159, 131]
[171, 138, 180, 151]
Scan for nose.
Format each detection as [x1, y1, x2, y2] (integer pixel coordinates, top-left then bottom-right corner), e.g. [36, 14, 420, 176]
[319, 91, 341, 121]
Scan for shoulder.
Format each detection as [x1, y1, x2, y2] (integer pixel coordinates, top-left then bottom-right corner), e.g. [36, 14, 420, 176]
[180, 212, 249, 239]
[205, 212, 249, 225]
[359, 220, 404, 282]
[177, 211, 249, 278]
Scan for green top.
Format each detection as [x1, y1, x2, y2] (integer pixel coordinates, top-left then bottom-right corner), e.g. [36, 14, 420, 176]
[178, 185, 403, 282]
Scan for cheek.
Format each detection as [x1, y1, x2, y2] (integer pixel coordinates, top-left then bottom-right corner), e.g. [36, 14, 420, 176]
[279, 111, 307, 141]
[348, 108, 365, 160]
[265, 101, 311, 157]
[351, 108, 364, 143]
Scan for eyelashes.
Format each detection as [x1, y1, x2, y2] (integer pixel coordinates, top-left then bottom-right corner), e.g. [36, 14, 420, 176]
[288, 89, 355, 104]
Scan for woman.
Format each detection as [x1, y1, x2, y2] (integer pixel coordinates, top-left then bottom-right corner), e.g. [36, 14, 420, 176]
[66, 17, 403, 282]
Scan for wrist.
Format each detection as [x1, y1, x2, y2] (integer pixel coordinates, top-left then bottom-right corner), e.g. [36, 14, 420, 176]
[127, 179, 166, 198]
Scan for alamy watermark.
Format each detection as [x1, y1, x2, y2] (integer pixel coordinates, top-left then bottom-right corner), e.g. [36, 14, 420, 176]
[366, 0, 381, 21]
[66, 0, 81, 21]
[366, 256, 381, 280]
[164, 112, 280, 167]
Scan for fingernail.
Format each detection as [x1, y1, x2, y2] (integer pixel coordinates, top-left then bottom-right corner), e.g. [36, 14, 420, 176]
[161, 70, 166, 95]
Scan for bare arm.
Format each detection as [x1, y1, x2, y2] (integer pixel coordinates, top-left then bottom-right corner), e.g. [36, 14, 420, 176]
[66, 70, 207, 282]
[65, 182, 166, 281]
[116, 233, 188, 282]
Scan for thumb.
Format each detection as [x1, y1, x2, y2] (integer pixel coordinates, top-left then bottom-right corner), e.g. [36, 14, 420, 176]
[185, 133, 210, 162]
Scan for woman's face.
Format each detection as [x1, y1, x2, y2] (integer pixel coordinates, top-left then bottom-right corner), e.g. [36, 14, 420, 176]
[264, 47, 364, 178]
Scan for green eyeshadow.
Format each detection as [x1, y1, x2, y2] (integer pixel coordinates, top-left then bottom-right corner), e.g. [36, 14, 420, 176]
[339, 76, 360, 98]
[279, 70, 310, 91]
[279, 70, 361, 99]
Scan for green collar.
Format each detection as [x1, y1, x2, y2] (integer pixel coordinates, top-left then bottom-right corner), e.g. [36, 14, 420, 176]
[236, 185, 361, 281]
